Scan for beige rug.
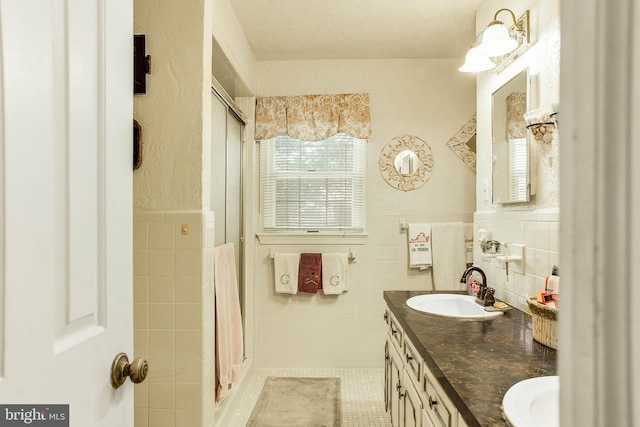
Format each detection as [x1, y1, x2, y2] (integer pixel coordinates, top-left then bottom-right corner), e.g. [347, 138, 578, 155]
[247, 376, 341, 427]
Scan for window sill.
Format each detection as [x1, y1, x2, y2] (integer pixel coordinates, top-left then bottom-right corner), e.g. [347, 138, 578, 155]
[256, 233, 368, 245]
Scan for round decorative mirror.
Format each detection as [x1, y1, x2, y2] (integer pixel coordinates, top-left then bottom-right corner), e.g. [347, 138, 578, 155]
[394, 150, 421, 175]
[378, 135, 435, 191]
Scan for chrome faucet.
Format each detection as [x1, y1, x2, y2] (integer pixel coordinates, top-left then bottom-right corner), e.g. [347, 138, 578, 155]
[460, 266, 489, 306]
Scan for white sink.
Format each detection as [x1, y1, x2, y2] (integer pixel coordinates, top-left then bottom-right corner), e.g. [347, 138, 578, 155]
[405, 294, 503, 319]
[502, 376, 559, 427]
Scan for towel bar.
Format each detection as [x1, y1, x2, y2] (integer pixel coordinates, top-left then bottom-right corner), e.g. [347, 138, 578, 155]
[268, 249, 356, 263]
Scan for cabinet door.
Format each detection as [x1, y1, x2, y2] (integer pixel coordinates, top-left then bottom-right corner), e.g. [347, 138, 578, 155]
[402, 371, 423, 427]
[423, 409, 436, 427]
[388, 339, 403, 427]
[385, 341, 391, 412]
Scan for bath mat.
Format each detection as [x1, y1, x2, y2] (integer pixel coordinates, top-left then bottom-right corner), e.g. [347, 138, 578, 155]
[247, 376, 341, 427]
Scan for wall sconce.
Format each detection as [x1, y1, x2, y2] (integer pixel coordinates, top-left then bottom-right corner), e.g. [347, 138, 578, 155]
[524, 107, 557, 165]
[459, 8, 530, 73]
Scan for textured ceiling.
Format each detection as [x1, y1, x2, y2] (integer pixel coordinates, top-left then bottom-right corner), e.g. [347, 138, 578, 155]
[229, 0, 482, 60]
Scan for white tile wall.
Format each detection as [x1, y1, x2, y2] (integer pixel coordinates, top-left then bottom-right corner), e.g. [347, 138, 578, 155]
[251, 58, 477, 370]
[474, 208, 560, 311]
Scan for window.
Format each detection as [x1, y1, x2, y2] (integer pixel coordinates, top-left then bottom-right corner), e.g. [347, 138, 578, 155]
[508, 137, 528, 201]
[260, 133, 366, 232]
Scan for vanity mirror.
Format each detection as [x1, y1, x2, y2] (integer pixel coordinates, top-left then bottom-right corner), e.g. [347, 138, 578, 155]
[492, 69, 531, 203]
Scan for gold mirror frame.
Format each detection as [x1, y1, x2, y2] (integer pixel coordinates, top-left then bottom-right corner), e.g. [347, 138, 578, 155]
[378, 135, 434, 192]
[446, 114, 477, 173]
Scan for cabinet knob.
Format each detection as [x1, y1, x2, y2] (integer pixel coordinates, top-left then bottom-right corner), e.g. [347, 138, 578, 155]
[406, 354, 413, 362]
[428, 396, 438, 409]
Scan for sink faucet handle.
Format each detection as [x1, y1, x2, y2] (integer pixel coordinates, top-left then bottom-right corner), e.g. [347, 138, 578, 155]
[484, 287, 496, 305]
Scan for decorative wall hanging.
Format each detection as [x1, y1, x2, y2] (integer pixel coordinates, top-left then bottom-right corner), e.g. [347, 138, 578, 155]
[378, 135, 434, 192]
[133, 119, 142, 170]
[446, 115, 477, 173]
[133, 35, 151, 94]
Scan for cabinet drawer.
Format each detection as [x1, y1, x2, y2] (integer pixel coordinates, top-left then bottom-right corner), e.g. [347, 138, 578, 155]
[389, 314, 404, 350]
[422, 365, 455, 427]
[403, 336, 422, 384]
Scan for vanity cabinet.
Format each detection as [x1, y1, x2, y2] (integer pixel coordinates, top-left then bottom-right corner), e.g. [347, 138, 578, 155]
[384, 307, 460, 427]
[384, 291, 558, 426]
[385, 308, 461, 427]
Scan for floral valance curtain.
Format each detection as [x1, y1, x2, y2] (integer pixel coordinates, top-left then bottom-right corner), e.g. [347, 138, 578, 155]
[255, 93, 371, 141]
[506, 92, 527, 140]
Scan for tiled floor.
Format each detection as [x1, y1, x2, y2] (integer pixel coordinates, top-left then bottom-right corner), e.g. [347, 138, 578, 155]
[227, 368, 391, 426]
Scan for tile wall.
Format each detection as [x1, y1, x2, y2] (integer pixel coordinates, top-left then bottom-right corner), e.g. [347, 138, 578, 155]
[474, 208, 560, 311]
[133, 210, 216, 427]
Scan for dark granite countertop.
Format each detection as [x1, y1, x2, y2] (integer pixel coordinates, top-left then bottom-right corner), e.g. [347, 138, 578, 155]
[384, 291, 557, 427]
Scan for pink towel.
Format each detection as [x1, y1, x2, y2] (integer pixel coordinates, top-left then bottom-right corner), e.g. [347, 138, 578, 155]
[214, 243, 244, 406]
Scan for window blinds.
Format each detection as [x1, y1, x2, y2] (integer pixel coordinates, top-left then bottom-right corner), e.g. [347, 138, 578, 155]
[260, 134, 366, 232]
[508, 138, 528, 201]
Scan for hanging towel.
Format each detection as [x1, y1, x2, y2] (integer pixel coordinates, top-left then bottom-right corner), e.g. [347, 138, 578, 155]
[408, 223, 432, 270]
[431, 222, 467, 290]
[298, 253, 322, 293]
[322, 253, 349, 295]
[214, 243, 244, 407]
[274, 253, 299, 294]
[464, 223, 474, 265]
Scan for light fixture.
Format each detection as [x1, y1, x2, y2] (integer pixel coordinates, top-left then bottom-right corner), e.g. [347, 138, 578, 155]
[458, 46, 496, 73]
[458, 8, 530, 73]
[476, 8, 528, 57]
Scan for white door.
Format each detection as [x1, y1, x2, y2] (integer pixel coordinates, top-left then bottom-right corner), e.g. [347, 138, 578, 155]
[0, 0, 135, 425]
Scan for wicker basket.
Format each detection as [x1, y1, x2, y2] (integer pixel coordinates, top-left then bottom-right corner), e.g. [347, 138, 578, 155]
[526, 296, 558, 349]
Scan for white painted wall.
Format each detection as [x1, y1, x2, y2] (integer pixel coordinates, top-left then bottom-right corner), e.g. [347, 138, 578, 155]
[250, 58, 476, 368]
[211, 0, 257, 93]
[134, 0, 216, 211]
[473, 0, 561, 310]
[133, 2, 212, 425]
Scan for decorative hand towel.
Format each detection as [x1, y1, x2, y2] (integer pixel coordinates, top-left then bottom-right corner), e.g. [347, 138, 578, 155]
[431, 222, 466, 290]
[464, 223, 474, 265]
[408, 223, 432, 270]
[214, 243, 244, 406]
[274, 253, 299, 294]
[322, 253, 348, 295]
[298, 253, 322, 293]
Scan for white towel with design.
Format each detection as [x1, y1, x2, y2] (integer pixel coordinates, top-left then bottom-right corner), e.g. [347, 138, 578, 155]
[408, 223, 432, 270]
[322, 253, 348, 294]
[274, 253, 299, 294]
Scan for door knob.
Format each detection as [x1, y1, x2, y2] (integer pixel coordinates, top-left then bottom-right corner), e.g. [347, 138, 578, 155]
[111, 352, 149, 389]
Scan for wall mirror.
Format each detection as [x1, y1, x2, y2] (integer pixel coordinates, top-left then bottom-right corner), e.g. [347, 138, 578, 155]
[492, 69, 530, 203]
[378, 135, 434, 192]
